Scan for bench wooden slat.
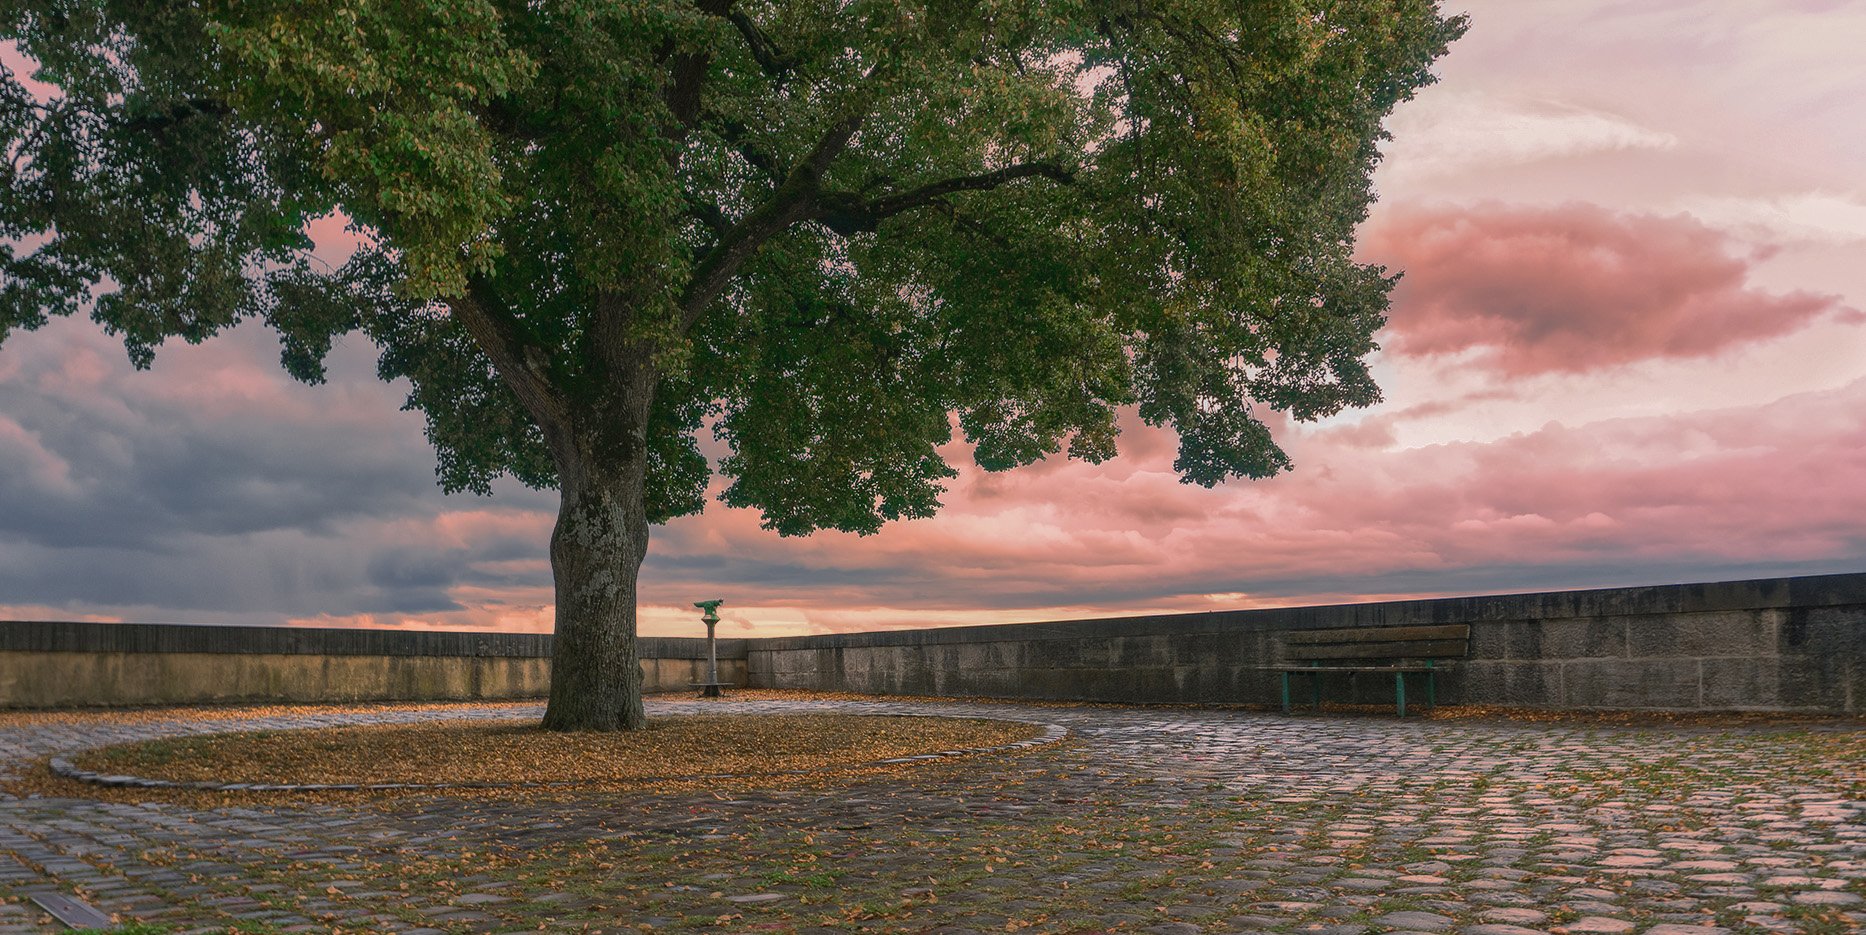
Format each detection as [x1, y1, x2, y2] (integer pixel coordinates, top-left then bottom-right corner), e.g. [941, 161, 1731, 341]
[1266, 665, 1442, 672]
[1285, 639, 1470, 661]
[1271, 625, 1469, 716]
[1282, 624, 1469, 645]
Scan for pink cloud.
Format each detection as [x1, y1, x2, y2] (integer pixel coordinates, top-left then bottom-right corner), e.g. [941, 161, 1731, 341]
[0, 606, 122, 624]
[1361, 202, 1860, 375]
[8, 219, 1863, 638]
[626, 375, 1866, 630]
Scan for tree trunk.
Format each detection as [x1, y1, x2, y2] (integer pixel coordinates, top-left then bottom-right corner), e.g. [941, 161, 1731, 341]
[538, 367, 656, 731]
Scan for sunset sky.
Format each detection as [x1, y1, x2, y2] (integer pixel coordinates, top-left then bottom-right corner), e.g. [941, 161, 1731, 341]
[4, 0, 1865, 638]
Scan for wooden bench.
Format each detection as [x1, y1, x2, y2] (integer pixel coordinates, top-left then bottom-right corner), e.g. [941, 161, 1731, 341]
[1268, 625, 1470, 716]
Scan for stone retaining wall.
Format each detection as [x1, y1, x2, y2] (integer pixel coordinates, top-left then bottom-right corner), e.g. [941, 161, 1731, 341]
[0, 623, 747, 707]
[5, 573, 1863, 712]
[749, 573, 1866, 713]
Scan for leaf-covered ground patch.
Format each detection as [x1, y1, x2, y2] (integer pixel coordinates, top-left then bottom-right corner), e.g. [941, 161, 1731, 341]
[70, 714, 1043, 786]
[4, 699, 1861, 934]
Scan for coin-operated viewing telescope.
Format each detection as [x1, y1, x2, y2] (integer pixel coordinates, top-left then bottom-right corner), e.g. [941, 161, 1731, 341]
[690, 600, 731, 698]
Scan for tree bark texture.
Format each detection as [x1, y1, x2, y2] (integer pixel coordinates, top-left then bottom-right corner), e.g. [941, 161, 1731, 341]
[536, 354, 658, 731]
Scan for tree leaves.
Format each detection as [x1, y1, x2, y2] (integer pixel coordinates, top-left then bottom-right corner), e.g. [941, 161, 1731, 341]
[2, 0, 1466, 532]
[205, 0, 536, 297]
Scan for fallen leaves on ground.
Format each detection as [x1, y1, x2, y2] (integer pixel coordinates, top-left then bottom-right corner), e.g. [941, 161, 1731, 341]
[69, 713, 1042, 786]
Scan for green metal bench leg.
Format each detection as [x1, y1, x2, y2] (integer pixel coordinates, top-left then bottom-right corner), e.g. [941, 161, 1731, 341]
[1395, 670, 1407, 718]
[1310, 664, 1322, 712]
[1281, 672, 1291, 715]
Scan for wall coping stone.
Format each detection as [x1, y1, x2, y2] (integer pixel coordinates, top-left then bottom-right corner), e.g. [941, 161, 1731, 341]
[0, 622, 750, 660]
[5, 572, 1861, 658]
[749, 572, 1866, 651]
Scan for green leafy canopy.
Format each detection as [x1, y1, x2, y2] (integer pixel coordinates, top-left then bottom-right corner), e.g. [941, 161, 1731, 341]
[2, 0, 1465, 535]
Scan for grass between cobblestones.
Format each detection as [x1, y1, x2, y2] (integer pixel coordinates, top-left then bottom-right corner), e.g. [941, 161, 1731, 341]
[2, 699, 1863, 935]
[102, 744, 1866, 935]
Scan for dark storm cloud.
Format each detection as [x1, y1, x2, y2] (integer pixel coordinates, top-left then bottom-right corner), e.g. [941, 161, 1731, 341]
[0, 317, 556, 622]
[0, 326, 438, 549]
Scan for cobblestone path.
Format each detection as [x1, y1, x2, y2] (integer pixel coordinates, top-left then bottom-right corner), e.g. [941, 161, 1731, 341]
[1, 698, 1861, 935]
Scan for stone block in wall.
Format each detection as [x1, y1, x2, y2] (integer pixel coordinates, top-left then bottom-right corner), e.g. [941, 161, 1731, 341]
[641, 658, 750, 693]
[1109, 635, 1177, 668]
[1780, 605, 1866, 656]
[1173, 632, 1246, 668]
[1775, 653, 1848, 711]
[837, 644, 973, 698]
[1088, 665, 1182, 703]
[1179, 665, 1265, 705]
[0, 651, 552, 707]
[1697, 656, 1841, 711]
[896, 653, 940, 696]
[1043, 667, 1118, 701]
[756, 646, 818, 676]
[1467, 617, 1625, 662]
[1626, 611, 1774, 657]
[1165, 663, 1213, 703]
[916, 651, 954, 696]
[1237, 630, 1280, 668]
[1560, 659, 1699, 709]
[831, 646, 887, 694]
[1018, 666, 1109, 700]
[967, 663, 1025, 697]
[1010, 667, 1064, 699]
[1285, 669, 1390, 707]
[1468, 621, 1511, 660]
[1023, 638, 1089, 669]
[1527, 618, 1627, 660]
[1337, 669, 1418, 707]
[1695, 657, 1777, 709]
[1434, 663, 1468, 704]
[952, 639, 1021, 673]
[931, 644, 964, 695]
[1458, 661, 1556, 706]
[809, 647, 848, 689]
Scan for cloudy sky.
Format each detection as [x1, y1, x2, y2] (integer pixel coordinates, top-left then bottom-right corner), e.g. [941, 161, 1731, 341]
[5, 0, 1865, 637]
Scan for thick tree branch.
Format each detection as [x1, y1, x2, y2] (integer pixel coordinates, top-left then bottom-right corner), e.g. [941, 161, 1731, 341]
[480, 96, 551, 141]
[661, 0, 737, 166]
[446, 281, 569, 438]
[663, 52, 710, 138]
[717, 118, 784, 182]
[815, 162, 1075, 235]
[674, 192, 815, 331]
[120, 97, 232, 137]
[934, 202, 1014, 248]
[803, 109, 866, 176]
[677, 109, 868, 330]
[725, 9, 798, 80]
[684, 193, 730, 237]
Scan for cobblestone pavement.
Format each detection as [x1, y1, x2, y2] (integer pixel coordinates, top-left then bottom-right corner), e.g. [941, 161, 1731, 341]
[1, 697, 1862, 935]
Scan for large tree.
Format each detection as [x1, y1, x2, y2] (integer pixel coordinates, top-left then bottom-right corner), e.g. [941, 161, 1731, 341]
[2, 0, 1463, 729]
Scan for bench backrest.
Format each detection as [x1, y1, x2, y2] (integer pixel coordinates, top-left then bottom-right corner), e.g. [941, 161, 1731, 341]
[1281, 624, 1470, 663]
